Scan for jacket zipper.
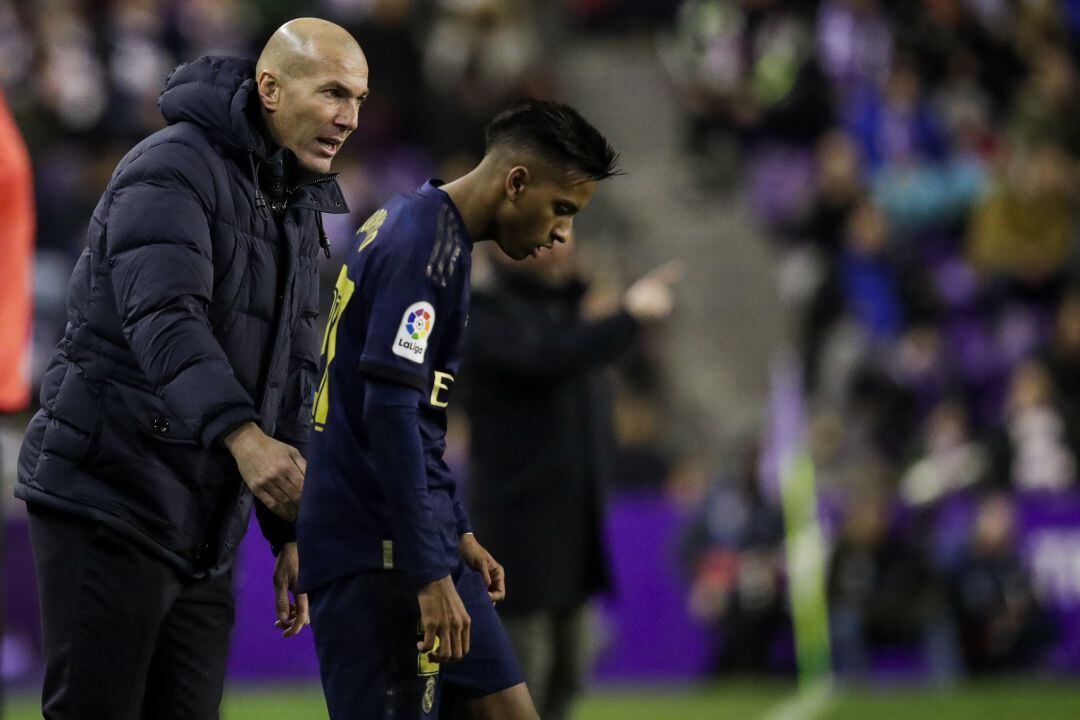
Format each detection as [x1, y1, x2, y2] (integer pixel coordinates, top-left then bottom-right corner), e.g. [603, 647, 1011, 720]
[269, 173, 339, 213]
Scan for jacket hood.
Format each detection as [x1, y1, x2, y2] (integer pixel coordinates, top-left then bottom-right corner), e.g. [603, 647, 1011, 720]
[158, 56, 273, 158]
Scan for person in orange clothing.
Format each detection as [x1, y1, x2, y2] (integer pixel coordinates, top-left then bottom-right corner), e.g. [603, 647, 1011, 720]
[0, 87, 34, 717]
[0, 88, 34, 415]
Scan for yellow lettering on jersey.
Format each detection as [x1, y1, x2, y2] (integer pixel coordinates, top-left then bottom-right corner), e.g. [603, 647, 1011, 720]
[418, 636, 441, 677]
[430, 371, 454, 408]
[313, 265, 356, 431]
[356, 208, 388, 253]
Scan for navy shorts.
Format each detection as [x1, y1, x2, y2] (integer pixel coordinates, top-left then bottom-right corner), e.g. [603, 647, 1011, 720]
[310, 565, 524, 720]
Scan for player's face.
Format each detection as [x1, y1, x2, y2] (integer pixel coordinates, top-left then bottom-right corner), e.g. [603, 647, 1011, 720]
[494, 172, 597, 261]
[263, 54, 369, 173]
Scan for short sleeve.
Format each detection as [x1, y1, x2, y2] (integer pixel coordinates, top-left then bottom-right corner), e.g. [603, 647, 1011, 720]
[357, 245, 443, 392]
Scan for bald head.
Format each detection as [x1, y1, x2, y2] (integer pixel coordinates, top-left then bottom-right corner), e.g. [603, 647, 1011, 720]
[255, 18, 369, 173]
[257, 18, 367, 81]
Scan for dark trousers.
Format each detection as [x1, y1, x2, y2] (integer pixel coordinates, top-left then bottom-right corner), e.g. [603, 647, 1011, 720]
[28, 506, 235, 720]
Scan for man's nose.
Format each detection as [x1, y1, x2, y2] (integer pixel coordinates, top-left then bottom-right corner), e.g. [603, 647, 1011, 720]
[337, 104, 359, 132]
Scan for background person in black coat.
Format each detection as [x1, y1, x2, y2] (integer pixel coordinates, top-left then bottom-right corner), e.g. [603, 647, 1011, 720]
[14, 19, 367, 720]
[461, 240, 678, 720]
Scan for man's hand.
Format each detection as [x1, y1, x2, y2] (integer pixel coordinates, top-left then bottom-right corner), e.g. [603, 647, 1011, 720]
[272, 542, 309, 638]
[459, 533, 506, 603]
[417, 575, 471, 663]
[224, 422, 305, 520]
[623, 261, 681, 323]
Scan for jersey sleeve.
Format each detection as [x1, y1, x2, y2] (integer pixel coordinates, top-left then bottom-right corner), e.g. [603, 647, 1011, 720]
[357, 230, 446, 392]
[363, 377, 451, 587]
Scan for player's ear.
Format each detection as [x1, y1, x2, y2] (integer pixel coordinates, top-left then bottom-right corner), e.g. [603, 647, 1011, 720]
[504, 166, 529, 202]
[257, 71, 281, 111]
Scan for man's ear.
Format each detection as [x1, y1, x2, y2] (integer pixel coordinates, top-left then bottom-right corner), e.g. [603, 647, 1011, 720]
[504, 166, 529, 201]
[257, 71, 281, 111]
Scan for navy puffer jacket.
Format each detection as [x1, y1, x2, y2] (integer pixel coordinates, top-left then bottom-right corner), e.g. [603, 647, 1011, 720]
[16, 56, 348, 576]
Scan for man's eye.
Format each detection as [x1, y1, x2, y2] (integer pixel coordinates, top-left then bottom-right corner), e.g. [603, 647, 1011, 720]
[324, 89, 342, 98]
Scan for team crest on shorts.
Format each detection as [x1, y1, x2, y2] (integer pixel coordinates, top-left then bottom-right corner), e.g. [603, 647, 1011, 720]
[393, 301, 435, 364]
[422, 676, 436, 714]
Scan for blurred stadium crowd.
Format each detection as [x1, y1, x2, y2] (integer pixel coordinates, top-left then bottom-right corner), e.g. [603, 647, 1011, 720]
[6, 0, 1080, 694]
[674, 0, 1080, 681]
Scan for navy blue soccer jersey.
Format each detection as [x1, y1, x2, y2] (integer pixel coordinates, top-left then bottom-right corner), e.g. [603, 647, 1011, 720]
[298, 180, 474, 593]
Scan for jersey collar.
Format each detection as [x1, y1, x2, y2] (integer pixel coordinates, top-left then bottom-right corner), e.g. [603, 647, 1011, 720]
[419, 179, 473, 246]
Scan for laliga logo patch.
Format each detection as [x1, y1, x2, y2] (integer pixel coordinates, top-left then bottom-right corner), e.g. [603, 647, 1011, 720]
[393, 301, 435, 364]
[406, 307, 434, 340]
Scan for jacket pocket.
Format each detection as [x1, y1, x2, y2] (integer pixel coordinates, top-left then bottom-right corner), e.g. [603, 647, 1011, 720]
[109, 380, 201, 445]
[82, 381, 211, 542]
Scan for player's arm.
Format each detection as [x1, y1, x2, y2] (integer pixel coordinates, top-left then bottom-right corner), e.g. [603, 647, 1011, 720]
[361, 376, 470, 661]
[107, 143, 303, 519]
[351, 236, 457, 580]
[446, 472, 507, 602]
[361, 378, 447, 583]
[458, 532, 506, 604]
[442, 461, 505, 602]
[348, 223, 473, 661]
[451, 478, 473, 536]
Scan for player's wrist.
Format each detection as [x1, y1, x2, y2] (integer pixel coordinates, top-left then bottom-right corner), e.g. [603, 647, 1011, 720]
[417, 574, 454, 595]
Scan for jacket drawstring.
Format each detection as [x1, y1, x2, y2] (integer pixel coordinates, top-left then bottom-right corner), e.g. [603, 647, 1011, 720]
[247, 152, 270, 221]
[315, 210, 331, 258]
[250, 150, 330, 257]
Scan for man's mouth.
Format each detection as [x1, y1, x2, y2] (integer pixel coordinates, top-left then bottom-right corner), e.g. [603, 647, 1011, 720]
[316, 138, 343, 155]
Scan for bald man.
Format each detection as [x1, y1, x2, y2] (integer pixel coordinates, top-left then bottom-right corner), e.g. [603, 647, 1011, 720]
[16, 19, 367, 720]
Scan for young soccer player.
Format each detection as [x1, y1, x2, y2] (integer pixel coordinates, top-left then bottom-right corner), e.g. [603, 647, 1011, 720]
[296, 99, 619, 719]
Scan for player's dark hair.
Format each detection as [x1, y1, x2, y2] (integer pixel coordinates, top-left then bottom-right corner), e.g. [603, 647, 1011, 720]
[484, 99, 620, 181]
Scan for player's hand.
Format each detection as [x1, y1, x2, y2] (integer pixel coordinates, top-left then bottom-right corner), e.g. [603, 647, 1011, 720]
[272, 542, 309, 638]
[623, 261, 681, 323]
[459, 533, 506, 603]
[224, 422, 305, 520]
[417, 575, 471, 663]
